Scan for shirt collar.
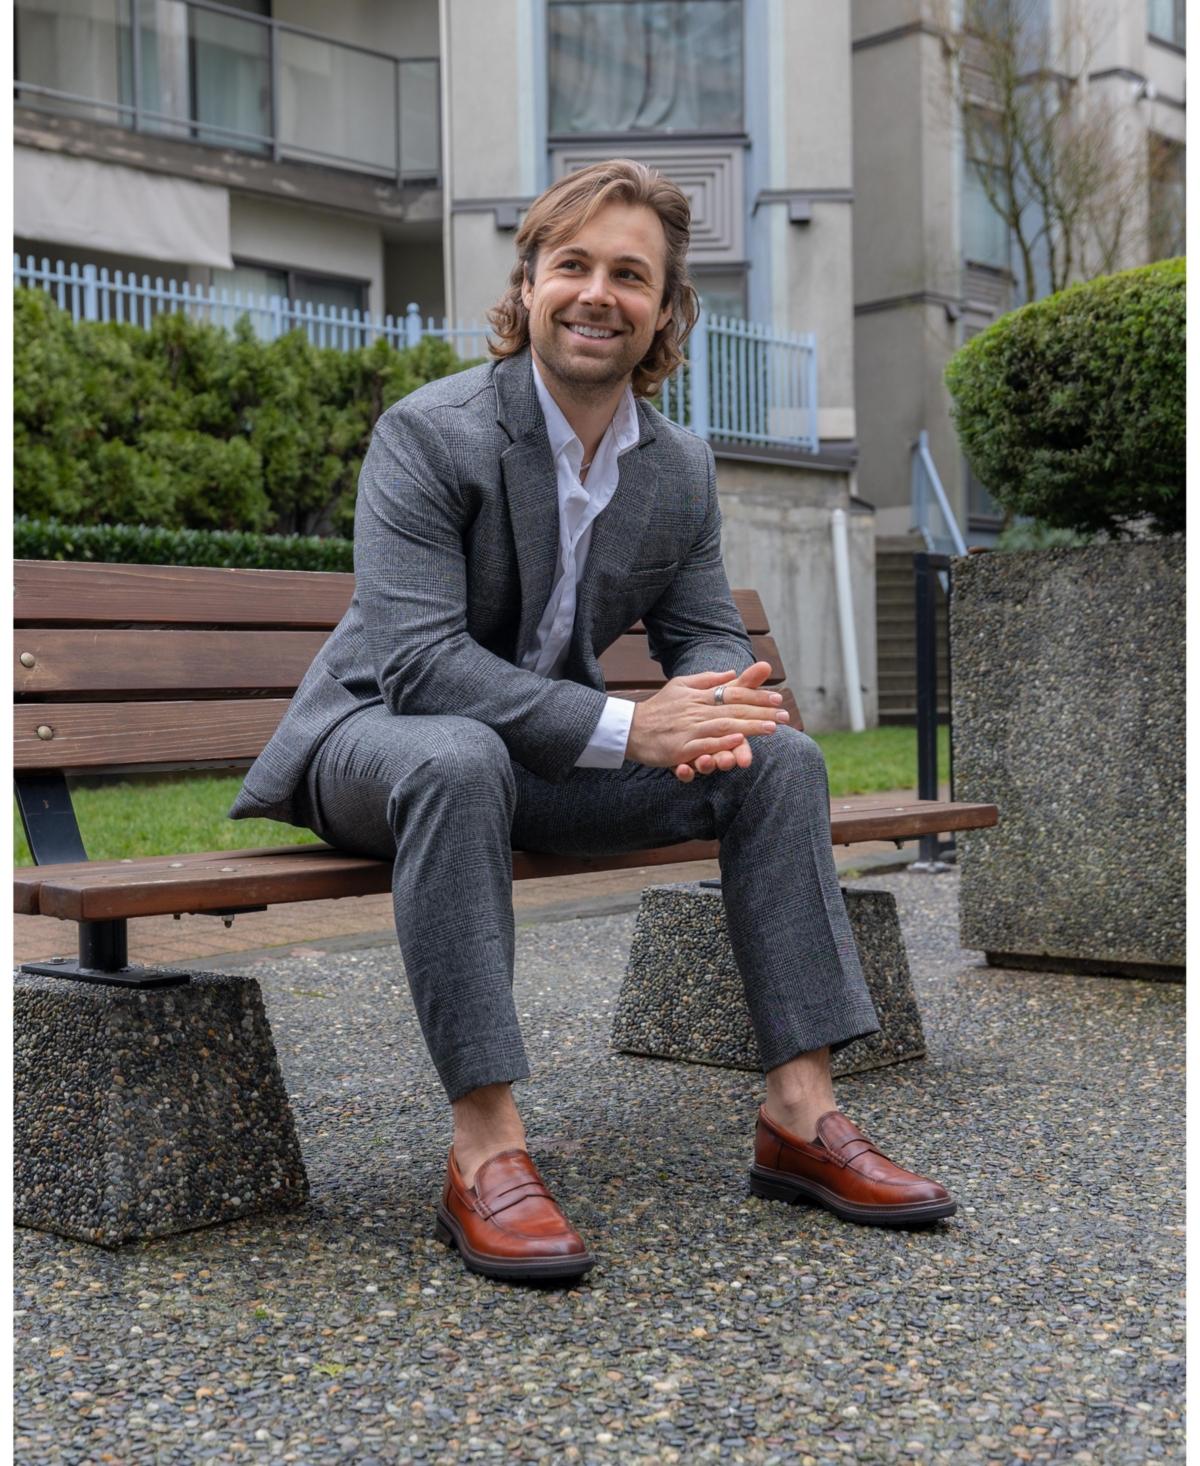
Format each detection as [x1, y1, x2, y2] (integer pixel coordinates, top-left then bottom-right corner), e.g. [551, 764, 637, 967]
[531, 356, 640, 465]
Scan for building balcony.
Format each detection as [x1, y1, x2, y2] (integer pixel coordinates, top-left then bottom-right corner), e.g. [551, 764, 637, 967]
[14, 0, 440, 185]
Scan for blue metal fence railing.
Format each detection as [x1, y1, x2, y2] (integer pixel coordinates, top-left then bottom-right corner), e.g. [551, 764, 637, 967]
[664, 310, 820, 453]
[14, 255, 821, 454]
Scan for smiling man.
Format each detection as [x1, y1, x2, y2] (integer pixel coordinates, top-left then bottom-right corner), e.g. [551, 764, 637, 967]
[231, 160, 954, 1284]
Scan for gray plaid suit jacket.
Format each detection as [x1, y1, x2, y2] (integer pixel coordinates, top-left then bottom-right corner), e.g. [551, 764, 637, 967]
[230, 347, 753, 826]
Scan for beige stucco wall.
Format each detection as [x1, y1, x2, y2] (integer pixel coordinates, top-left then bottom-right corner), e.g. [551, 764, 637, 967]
[715, 458, 877, 731]
[229, 195, 385, 314]
[853, 17, 962, 522]
[440, 0, 531, 323]
[762, 0, 857, 434]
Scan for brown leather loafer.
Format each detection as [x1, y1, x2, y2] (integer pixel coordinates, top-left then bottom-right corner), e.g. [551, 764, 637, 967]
[435, 1148, 595, 1283]
[749, 1107, 956, 1227]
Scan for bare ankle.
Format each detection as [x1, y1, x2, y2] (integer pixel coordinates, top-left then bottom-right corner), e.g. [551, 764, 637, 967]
[452, 1082, 527, 1189]
[764, 1048, 836, 1143]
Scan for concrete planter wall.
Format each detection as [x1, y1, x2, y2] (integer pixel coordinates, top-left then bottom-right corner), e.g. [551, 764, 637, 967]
[716, 455, 876, 732]
[951, 542, 1184, 979]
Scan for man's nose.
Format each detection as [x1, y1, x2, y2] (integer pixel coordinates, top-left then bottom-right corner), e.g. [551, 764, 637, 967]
[578, 269, 615, 307]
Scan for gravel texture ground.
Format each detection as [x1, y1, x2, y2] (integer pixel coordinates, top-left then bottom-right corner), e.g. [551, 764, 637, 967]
[14, 871, 1184, 1464]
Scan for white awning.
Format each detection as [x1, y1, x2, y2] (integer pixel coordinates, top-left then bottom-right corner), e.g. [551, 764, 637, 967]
[14, 148, 234, 269]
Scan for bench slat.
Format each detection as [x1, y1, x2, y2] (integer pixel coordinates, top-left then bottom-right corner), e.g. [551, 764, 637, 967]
[18, 802, 999, 921]
[14, 562, 771, 637]
[14, 629, 784, 698]
[14, 700, 293, 771]
[17, 677, 801, 771]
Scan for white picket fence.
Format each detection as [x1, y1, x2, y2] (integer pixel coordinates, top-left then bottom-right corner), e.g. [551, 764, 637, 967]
[14, 254, 820, 451]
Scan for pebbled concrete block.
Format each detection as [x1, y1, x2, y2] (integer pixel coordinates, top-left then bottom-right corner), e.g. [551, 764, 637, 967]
[15, 971, 309, 1247]
[611, 883, 925, 1076]
[951, 543, 1184, 979]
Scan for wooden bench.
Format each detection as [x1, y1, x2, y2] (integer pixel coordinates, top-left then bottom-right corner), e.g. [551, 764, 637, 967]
[14, 558, 999, 987]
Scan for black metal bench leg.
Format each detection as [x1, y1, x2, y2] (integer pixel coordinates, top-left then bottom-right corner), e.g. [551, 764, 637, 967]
[20, 919, 190, 989]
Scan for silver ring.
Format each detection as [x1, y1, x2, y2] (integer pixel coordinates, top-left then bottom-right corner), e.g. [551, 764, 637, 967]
[713, 685, 726, 705]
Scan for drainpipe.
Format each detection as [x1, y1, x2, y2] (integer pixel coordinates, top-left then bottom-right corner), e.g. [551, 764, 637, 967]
[831, 507, 866, 732]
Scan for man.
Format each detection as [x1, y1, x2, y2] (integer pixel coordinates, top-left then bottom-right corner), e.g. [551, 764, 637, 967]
[231, 160, 954, 1284]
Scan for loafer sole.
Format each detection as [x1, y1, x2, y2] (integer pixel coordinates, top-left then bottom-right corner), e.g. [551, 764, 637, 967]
[748, 1164, 956, 1227]
[435, 1203, 596, 1282]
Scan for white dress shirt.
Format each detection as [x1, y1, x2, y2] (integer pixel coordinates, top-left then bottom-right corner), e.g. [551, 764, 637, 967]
[521, 359, 640, 768]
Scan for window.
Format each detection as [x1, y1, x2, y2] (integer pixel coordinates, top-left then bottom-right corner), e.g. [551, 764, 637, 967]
[962, 111, 1012, 270]
[548, 0, 743, 135]
[1148, 137, 1186, 259]
[213, 262, 367, 314]
[1148, 0, 1185, 47]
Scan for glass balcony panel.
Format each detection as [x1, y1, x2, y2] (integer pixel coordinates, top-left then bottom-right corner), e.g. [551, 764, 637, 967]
[190, 5, 271, 150]
[398, 59, 439, 180]
[14, 0, 131, 125]
[137, 0, 193, 140]
[277, 31, 395, 174]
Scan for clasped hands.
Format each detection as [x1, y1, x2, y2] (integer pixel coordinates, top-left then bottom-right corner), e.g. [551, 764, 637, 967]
[625, 661, 789, 784]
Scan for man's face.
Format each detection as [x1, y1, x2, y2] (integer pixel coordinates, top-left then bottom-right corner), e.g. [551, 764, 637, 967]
[521, 201, 673, 395]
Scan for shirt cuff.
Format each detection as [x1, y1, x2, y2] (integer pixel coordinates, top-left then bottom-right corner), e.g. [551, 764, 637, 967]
[575, 696, 635, 768]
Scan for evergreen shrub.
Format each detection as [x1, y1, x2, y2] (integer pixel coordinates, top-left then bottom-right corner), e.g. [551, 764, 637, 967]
[944, 258, 1185, 538]
[14, 288, 477, 537]
[15, 517, 353, 572]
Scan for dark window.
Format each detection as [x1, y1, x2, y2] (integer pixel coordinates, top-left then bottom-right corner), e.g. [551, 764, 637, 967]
[1148, 136, 1186, 259]
[1148, 0, 1185, 47]
[213, 261, 367, 314]
[548, 0, 743, 135]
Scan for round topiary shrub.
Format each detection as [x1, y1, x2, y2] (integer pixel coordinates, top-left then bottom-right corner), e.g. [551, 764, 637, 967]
[945, 258, 1185, 538]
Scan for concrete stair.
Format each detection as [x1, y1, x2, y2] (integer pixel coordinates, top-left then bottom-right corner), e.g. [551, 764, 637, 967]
[875, 535, 949, 726]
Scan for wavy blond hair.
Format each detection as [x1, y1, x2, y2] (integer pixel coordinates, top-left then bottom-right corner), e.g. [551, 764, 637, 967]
[488, 159, 699, 398]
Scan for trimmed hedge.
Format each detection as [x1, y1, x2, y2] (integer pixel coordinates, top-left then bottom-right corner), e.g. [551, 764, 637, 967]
[16, 517, 353, 572]
[14, 288, 478, 537]
[944, 258, 1185, 538]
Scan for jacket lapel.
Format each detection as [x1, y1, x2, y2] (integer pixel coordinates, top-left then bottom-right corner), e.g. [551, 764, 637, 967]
[495, 353, 561, 661]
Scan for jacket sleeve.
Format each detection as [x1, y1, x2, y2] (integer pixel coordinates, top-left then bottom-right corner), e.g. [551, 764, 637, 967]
[352, 401, 608, 782]
[642, 442, 756, 679]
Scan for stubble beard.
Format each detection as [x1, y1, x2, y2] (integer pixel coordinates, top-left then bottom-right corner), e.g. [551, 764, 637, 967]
[533, 324, 645, 404]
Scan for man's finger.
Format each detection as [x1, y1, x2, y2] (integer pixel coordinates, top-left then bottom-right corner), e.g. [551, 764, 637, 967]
[678, 668, 739, 690]
[693, 715, 782, 739]
[729, 660, 775, 691]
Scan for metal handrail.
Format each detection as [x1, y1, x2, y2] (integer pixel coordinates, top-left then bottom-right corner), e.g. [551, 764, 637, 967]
[911, 429, 968, 557]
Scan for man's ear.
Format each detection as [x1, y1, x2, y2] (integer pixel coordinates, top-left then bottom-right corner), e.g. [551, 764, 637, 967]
[656, 304, 672, 334]
[521, 263, 535, 311]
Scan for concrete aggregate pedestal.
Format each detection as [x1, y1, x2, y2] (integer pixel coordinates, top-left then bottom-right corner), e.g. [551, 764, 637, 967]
[15, 970, 309, 1247]
[611, 883, 925, 1076]
[952, 544, 1184, 980]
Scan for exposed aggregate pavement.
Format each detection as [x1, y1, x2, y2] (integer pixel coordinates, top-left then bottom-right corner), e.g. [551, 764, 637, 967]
[14, 871, 1184, 1464]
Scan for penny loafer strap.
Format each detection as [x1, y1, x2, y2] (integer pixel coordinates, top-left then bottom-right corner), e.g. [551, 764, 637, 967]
[476, 1183, 555, 1219]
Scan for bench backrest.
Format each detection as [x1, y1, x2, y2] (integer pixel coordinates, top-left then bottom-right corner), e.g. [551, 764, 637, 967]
[15, 560, 799, 776]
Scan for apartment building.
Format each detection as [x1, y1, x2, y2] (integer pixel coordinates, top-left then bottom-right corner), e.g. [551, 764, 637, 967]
[851, 0, 1187, 541]
[14, 0, 877, 728]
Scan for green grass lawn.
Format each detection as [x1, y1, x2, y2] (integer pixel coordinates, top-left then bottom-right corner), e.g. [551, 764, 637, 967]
[14, 725, 949, 866]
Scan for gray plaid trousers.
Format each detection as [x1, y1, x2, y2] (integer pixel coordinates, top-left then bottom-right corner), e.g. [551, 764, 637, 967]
[301, 709, 880, 1102]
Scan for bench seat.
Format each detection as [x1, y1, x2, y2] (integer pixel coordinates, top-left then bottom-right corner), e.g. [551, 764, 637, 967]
[16, 799, 998, 922]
